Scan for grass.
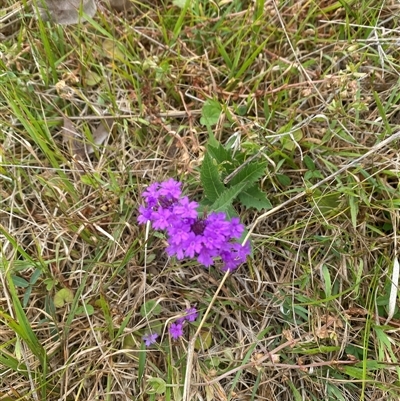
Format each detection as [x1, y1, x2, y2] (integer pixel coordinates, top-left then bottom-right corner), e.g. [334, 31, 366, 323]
[2, 0, 400, 399]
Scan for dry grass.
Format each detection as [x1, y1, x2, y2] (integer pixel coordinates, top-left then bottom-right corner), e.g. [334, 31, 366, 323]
[2, 0, 400, 400]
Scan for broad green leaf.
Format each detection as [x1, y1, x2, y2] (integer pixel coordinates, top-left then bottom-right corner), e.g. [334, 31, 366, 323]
[54, 288, 74, 308]
[23, 287, 33, 308]
[85, 70, 102, 86]
[200, 152, 225, 202]
[75, 303, 95, 315]
[194, 328, 212, 351]
[238, 186, 272, 210]
[276, 174, 291, 186]
[140, 300, 162, 318]
[146, 377, 166, 395]
[206, 143, 233, 166]
[200, 99, 222, 126]
[229, 161, 266, 187]
[44, 278, 57, 291]
[11, 275, 29, 288]
[211, 181, 248, 212]
[280, 129, 303, 151]
[313, 191, 341, 216]
[342, 366, 373, 381]
[30, 268, 42, 285]
[303, 155, 316, 170]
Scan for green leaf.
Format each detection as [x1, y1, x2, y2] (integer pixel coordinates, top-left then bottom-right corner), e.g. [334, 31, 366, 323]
[30, 268, 42, 285]
[23, 287, 32, 308]
[4, 273, 47, 367]
[11, 275, 29, 288]
[140, 300, 162, 318]
[75, 303, 95, 316]
[321, 264, 332, 298]
[276, 174, 291, 186]
[200, 99, 222, 126]
[206, 143, 233, 166]
[342, 366, 373, 381]
[229, 161, 266, 187]
[238, 186, 272, 210]
[194, 328, 213, 351]
[54, 288, 74, 308]
[44, 278, 57, 291]
[280, 129, 303, 151]
[146, 377, 166, 395]
[303, 155, 316, 171]
[200, 152, 225, 202]
[211, 181, 248, 212]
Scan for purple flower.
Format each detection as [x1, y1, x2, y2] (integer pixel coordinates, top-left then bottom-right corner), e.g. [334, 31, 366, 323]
[143, 332, 158, 346]
[138, 179, 251, 272]
[184, 307, 198, 322]
[166, 222, 191, 244]
[142, 182, 160, 202]
[169, 322, 184, 339]
[173, 196, 199, 219]
[151, 208, 172, 230]
[159, 178, 182, 199]
[183, 232, 204, 258]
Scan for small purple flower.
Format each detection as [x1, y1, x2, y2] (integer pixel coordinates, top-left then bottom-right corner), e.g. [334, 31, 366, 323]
[184, 307, 198, 322]
[137, 205, 153, 224]
[183, 232, 204, 258]
[159, 178, 182, 199]
[143, 332, 158, 346]
[173, 196, 199, 219]
[169, 322, 184, 339]
[142, 182, 160, 201]
[151, 208, 172, 230]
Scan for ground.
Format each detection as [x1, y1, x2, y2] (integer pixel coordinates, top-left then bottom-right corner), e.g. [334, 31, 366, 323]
[1, 0, 400, 400]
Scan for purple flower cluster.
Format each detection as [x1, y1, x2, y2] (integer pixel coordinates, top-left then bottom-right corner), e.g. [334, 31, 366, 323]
[138, 179, 251, 271]
[169, 306, 199, 340]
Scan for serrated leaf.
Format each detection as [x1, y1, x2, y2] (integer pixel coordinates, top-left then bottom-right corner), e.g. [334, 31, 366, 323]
[200, 99, 222, 126]
[54, 288, 74, 308]
[211, 181, 248, 212]
[229, 161, 266, 187]
[200, 152, 225, 202]
[206, 143, 233, 166]
[238, 186, 272, 210]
